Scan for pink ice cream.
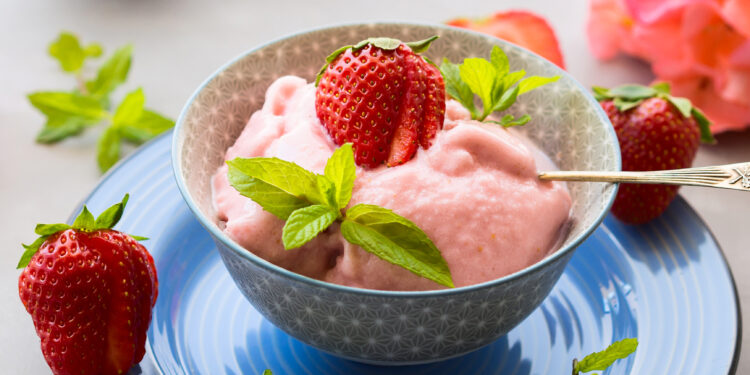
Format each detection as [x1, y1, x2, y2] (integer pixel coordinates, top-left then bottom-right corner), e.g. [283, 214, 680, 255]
[212, 76, 572, 291]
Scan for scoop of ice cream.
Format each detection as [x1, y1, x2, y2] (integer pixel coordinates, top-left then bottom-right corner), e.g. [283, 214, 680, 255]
[212, 76, 572, 291]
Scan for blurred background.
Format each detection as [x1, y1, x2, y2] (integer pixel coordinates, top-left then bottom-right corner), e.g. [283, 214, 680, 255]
[1, 0, 748, 373]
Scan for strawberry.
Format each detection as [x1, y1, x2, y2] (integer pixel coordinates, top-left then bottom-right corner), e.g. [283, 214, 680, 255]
[315, 36, 446, 167]
[594, 83, 715, 224]
[447, 10, 566, 69]
[17, 194, 157, 375]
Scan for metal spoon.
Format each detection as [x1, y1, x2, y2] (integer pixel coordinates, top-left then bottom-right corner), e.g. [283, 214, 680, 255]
[538, 161, 750, 191]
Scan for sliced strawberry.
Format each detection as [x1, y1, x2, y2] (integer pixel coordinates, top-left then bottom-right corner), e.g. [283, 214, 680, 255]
[419, 59, 446, 148]
[447, 10, 566, 68]
[388, 52, 426, 166]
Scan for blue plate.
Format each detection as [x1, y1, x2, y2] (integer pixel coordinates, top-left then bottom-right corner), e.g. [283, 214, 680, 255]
[75, 133, 740, 374]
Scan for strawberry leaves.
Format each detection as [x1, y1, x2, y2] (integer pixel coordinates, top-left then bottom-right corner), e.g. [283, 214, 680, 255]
[17, 194, 144, 269]
[227, 144, 455, 288]
[28, 32, 174, 172]
[441, 46, 559, 125]
[592, 82, 715, 144]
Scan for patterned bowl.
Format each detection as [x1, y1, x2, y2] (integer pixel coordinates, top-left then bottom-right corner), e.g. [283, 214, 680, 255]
[172, 23, 620, 364]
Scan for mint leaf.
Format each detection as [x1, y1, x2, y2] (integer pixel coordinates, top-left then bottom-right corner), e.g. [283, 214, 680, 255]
[490, 46, 510, 77]
[119, 109, 175, 144]
[35, 117, 87, 143]
[575, 338, 638, 374]
[72, 206, 96, 231]
[518, 75, 560, 95]
[342, 204, 454, 287]
[95, 194, 129, 229]
[18, 237, 48, 269]
[324, 143, 356, 210]
[491, 85, 519, 113]
[440, 59, 477, 118]
[48, 32, 87, 73]
[28, 91, 107, 120]
[608, 85, 656, 100]
[282, 205, 338, 249]
[113, 87, 145, 126]
[87, 45, 132, 99]
[130, 235, 149, 241]
[459, 58, 496, 118]
[490, 114, 531, 128]
[227, 160, 312, 220]
[97, 127, 121, 172]
[262, 370, 273, 375]
[226, 157, 326, 206]
[34, 223, 71, 236]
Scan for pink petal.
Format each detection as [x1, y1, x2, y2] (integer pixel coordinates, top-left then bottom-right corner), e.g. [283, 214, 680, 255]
[587, 0, 633, 59]
[624, 0, 690, 24]
[670, 77, 750, 133]
[722, 0, 750, 39]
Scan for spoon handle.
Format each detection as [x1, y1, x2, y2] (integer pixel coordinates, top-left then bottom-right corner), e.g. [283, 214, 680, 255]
[538, 162, 750, 192]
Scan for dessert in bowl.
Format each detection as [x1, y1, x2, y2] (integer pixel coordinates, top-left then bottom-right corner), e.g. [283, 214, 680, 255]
[172, 23, 619, 364]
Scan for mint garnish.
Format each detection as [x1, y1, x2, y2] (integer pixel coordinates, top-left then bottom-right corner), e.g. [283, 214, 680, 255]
[226, 143, 455, 288]
[17, 194, 146, 269]
[572, 338, 638, 374]
[28, 32, 174, 172]
[440, 45, 560, 125]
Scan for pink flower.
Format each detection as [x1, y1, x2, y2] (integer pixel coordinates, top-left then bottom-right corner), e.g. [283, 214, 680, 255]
[587, 0, 750, 133]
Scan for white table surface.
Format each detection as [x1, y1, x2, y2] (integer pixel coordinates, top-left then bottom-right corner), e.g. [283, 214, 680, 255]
[2, 0, 748, 373]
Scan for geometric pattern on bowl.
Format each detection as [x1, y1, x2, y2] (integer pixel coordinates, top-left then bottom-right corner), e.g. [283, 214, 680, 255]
[173, 22, 620, 363]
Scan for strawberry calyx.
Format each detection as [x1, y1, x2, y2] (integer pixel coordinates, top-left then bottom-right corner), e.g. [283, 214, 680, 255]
[314, 36, 439, 86]
[17, 193, 146, 269]
[593, 82, 715, 144]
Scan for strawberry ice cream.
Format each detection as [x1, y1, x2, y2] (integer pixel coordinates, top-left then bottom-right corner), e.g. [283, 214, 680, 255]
[211, 76, 572, 291]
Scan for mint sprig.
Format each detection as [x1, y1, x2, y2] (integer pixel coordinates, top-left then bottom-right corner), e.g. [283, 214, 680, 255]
[572, 338, 638, 375]
[440, 46, 560, 125]
[592, 82, 715, 144]
[227, 143, 454, 288]
[17, 194, 146, 269]
[28, 32, 174, 172]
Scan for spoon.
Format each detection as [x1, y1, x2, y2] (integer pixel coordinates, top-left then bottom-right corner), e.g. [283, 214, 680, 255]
[539, 161, 750, 191]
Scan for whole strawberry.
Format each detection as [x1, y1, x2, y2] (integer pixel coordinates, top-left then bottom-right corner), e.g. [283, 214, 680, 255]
[17, 194, 157, 375]
[315, 36, 446, 167]
[594, 83, 715, 224]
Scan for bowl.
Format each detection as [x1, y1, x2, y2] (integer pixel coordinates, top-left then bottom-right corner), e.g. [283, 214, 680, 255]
[172, 22, 620, 364]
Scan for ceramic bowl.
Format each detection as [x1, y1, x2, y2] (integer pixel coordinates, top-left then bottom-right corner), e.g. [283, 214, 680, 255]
[172, 22, 620, 364]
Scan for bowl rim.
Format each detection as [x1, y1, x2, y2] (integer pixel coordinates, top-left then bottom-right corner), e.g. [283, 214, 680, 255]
[171, 21, 622, 297]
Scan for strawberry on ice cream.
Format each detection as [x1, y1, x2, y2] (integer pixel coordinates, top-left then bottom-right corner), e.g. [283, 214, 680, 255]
[211, 75, 572, 291]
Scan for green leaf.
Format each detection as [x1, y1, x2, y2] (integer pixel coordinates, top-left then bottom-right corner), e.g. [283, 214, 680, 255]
[95, 194, 129, 229]
[118, 109, 175, 144]
[226, 159, 313, 220]
[113, 88, 145, 126]
[459, 58, 496, 118]
[341, 204, 454, 287]
[591, 86, 611, 101]
[262, 370, 273, 375]
[490, 46, 510, 77]
[651, 81, 671, 95]
[324, 143, 356, 210]
[28, 91, 107, 120]
[48, 32, 86, 72]
[282, 205, 339, 249]
[18, 236, 48, 269]
[518, 75, 560, 95]
[130, 235, 149, 241]
[87, 45, 133, 99]
[613, 97, 643, 112]
[608, 84, 656, 100]
[35, 117, 87, 143]
[576, 338, 638, 373]
[490, 114, 531, 128]
[491, 85, 519, 113]
[493, 69, 525, 103]
[97, 127, 121, 173]
[404, 35, 438, 53]
[34, 223, 70, 236]
[363, 37, 401, 50]
[226, 157, 327, 206]
[691, 107, 716, 144]
[72, 206, 96, 231]
[665, 95, 692, 118]
[83, 43, 103, 57]
[440, 59, 477, 118]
